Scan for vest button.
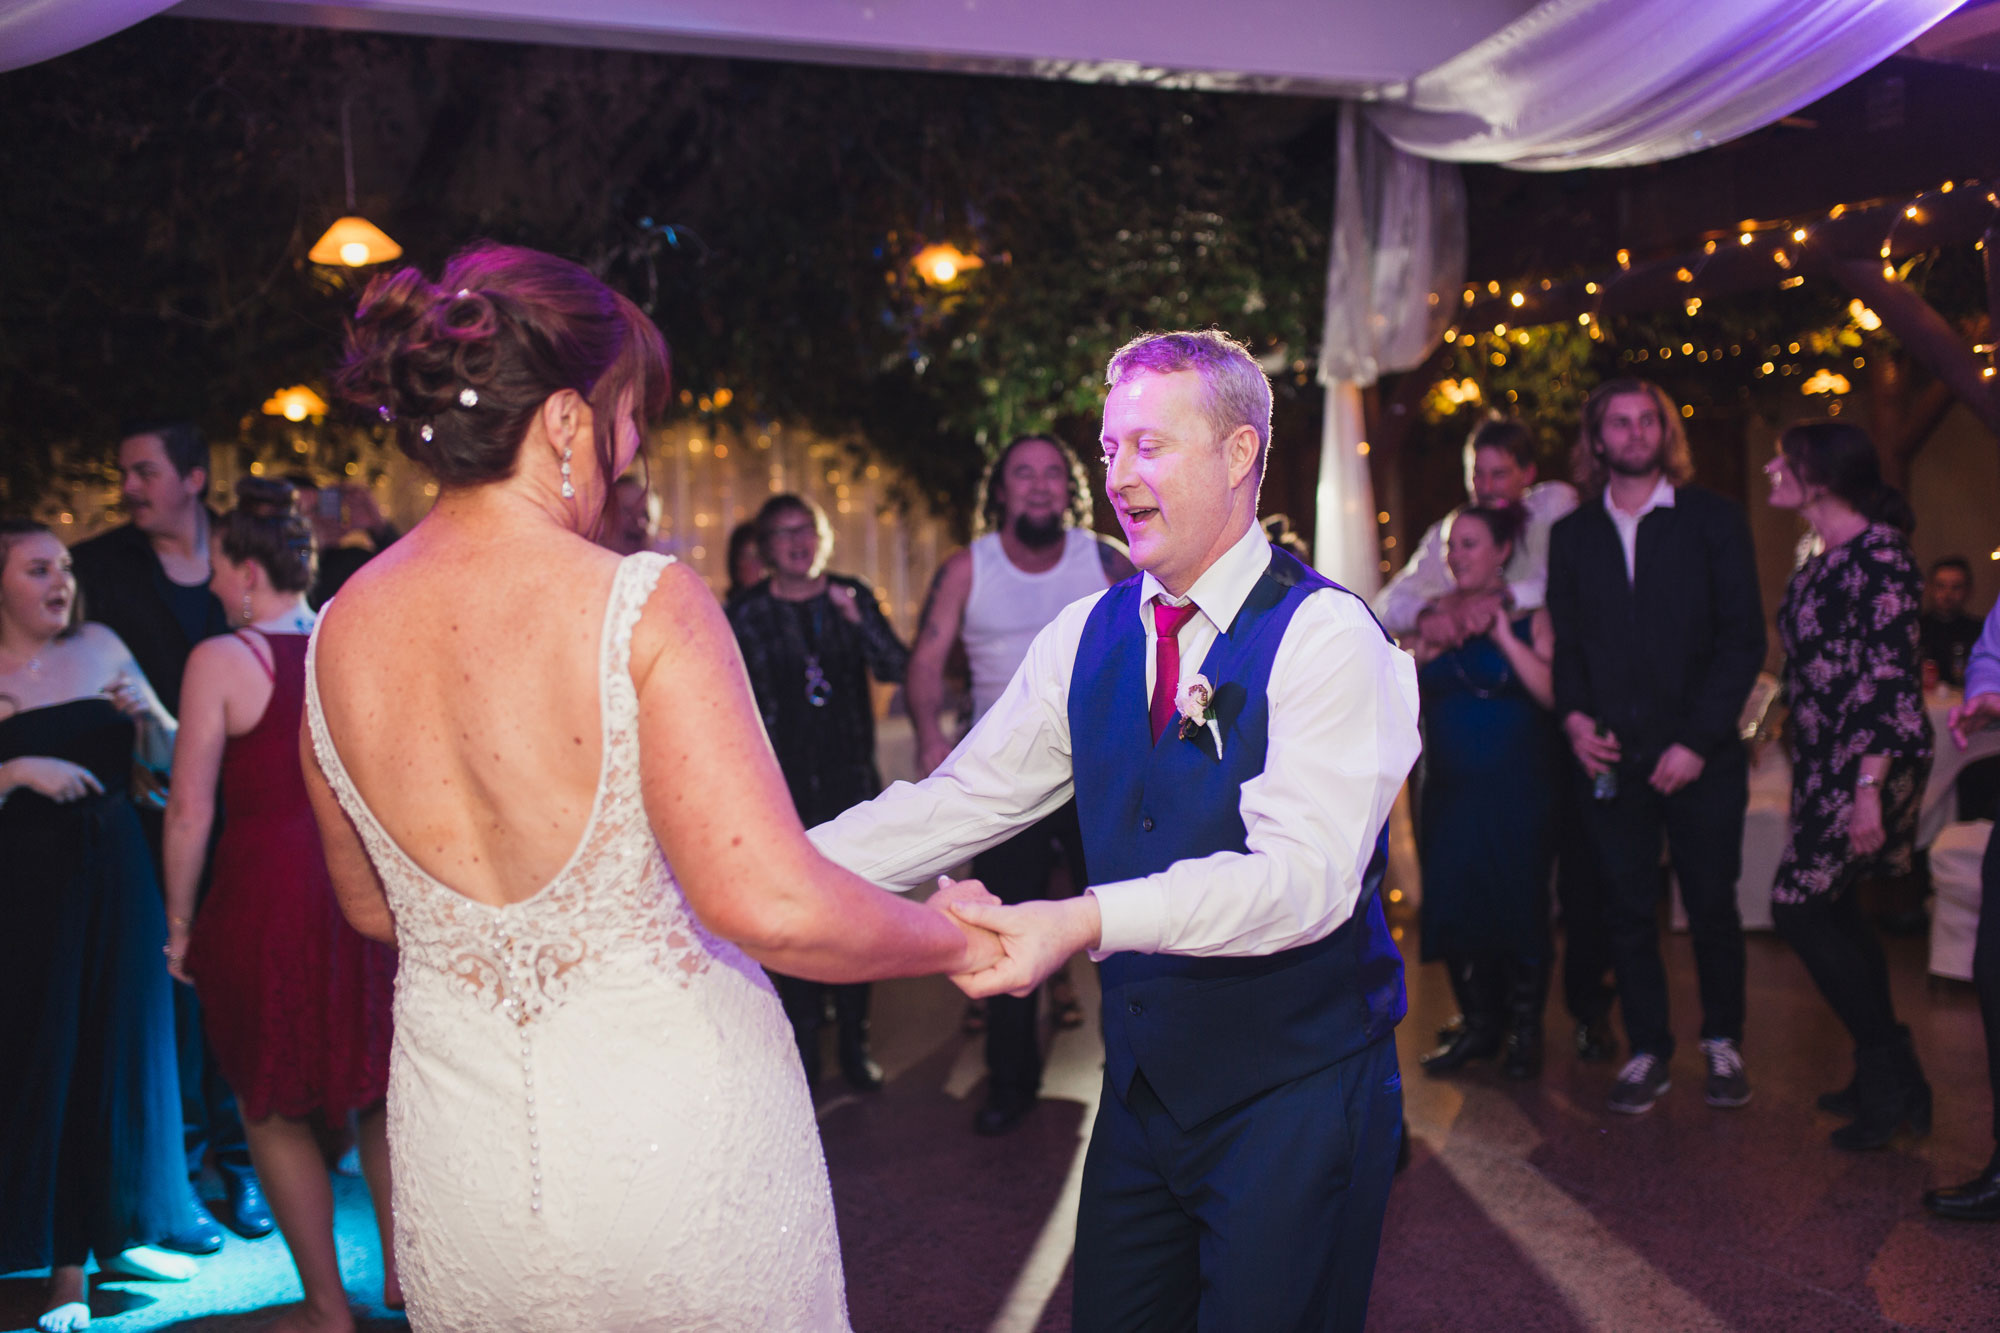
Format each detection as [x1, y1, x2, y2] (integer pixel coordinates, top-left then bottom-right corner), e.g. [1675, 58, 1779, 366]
[1141, 816, 1155, 832]
[1127, 1001, 1143, 1016]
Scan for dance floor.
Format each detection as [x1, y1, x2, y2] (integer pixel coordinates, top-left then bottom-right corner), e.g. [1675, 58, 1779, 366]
[4, 912, 1996, 1332]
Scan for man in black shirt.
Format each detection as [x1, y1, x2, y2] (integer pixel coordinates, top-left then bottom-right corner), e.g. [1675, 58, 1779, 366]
[727, 493, 910, 1092]
[71, 422, 269, 1249]
[1548, 380, 1765, 1119]
[1919, 557, 1982, 688]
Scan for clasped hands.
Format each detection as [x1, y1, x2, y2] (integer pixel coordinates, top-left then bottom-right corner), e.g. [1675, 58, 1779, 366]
[1416, 588, 1508, 653]
[925, 875, 1100, 999]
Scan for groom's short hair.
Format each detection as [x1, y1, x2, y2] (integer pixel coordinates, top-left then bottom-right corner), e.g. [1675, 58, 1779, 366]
[1104, 330, 1273, 476]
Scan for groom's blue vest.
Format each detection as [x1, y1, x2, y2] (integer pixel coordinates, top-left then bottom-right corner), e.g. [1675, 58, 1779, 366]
[1069, 544, 1406, 1130]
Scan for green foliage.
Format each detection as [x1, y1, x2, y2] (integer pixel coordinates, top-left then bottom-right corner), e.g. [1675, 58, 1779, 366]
[0, 22, 1336, 514]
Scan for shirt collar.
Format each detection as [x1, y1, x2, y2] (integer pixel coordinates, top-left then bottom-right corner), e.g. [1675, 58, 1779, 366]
[1137, 522, 1271, 634]
[1603, 474, 1676, 520]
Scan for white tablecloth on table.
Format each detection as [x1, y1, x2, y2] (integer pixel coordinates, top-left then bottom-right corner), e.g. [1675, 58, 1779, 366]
[1918, 693, 2000, 848]
[1671, 744, 1790, 931]
[1674, 693, 2000, 934]
[1928, 819, 1991, 981]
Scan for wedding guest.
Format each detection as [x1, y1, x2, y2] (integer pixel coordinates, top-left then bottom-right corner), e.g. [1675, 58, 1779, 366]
[1919, 556, 1981, 688]
[162, 479, 399, 1329]
[71, 423, 229, 716]
[1547, 378, 1765, 1116]
[1926, 603, 2000, 1218]
[729, 493, 911, 1090]
[599, 474, 658, 557]
[905, 434, 1132, 1133]
[70, 421, 264, 1250]
[286, 474, 383, 609]
[1373, 415, 1576, 648]
[0, 520, 200, 1333]
[1374, 416, 1615, 1062]
[1406, 506, 1559, 1079]
[724, 519, 766, 610]
[1762, 422, 1934, 1151]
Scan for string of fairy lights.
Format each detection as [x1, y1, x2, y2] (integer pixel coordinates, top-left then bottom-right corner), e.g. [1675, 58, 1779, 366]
[1373, 178, 2000, 574]
[1440, 177, 1997, 388]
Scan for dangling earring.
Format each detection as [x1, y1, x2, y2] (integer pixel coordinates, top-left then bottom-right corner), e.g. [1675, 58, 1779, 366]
[241, 589, 254, 627]
[560, 444, 574, 500]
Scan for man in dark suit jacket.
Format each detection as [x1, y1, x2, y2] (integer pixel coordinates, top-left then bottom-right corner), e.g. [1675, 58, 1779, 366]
[70, 421, 270, 1249]
[71, 423, 228, 715]
[1546, 379, 1765, 1118]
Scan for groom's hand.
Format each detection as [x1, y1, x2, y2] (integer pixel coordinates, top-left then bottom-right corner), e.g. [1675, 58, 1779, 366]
[928, 875, 1004, 975]
[947, 895, 1102, 999]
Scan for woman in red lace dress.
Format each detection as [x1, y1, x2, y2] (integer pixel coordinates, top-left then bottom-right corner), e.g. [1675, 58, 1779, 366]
[163, 478, 397, 1333]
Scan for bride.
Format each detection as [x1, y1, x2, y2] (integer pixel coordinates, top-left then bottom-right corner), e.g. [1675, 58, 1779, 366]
[306, 243, 996, 1331]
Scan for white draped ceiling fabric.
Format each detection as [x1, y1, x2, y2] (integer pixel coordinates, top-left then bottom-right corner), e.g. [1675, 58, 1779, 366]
[0, 0, 1971, 592]
[1316, 103, 1465, 596]
[1311, 0, 1964, 594]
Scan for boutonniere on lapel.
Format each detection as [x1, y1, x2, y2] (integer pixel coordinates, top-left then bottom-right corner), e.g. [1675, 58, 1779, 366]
[1174, 674, 1224, 760]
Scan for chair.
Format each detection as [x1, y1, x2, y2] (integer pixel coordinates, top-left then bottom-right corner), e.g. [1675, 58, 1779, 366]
[1929, 820, 1990, 982]
[1671, 741, 1787, 932]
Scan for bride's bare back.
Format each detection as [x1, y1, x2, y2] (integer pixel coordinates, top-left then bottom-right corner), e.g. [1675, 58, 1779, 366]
[312, 513, 628, 907]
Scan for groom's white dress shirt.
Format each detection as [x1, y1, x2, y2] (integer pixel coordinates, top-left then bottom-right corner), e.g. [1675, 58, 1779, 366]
[809, 523, 1421, 960]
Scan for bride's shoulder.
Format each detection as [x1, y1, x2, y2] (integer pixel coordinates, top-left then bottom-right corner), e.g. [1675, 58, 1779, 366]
[627, 558, 734, 681]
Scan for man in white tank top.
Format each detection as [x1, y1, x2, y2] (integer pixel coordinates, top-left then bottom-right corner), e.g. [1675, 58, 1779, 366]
[908, 435, 1133, 1135]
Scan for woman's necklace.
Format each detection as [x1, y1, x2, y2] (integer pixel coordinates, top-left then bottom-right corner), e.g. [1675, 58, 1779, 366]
[0, 641, 48, 677]
[797, 599, 832, 708]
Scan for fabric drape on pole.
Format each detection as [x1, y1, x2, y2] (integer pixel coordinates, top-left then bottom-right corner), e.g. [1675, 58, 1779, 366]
[1315, 102, 1465, 595]
[1365, 0, 1965, 171]
[0, 0, 178, 72]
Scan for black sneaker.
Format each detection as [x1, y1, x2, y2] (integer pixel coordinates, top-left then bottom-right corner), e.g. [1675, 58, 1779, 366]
[1607, 1052, 1670, 1114]
[1700, 1038, 1752, 1108]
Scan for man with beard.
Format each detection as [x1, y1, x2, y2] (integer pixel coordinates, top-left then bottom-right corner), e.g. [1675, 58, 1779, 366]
[71, 422, 271, 1250]
[907, 434, 1134, 1134]
[1546, 380, 1765, 1116]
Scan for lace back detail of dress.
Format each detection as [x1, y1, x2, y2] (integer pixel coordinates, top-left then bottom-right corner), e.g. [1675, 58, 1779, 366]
[303, 552, 718, 1028]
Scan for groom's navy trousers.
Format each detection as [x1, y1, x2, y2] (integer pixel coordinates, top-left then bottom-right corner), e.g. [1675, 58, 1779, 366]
[1067, 549, 1407, 1333]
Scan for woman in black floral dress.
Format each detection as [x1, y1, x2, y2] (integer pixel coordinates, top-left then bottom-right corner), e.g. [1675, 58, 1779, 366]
[1765, 420, 1933, 1151]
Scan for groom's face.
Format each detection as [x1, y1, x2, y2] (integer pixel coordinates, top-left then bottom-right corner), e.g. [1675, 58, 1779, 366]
[1101, 369, 1236, 595]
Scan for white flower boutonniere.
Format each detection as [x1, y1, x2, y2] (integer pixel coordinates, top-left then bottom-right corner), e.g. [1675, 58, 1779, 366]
[1174, 674, 1223, 760]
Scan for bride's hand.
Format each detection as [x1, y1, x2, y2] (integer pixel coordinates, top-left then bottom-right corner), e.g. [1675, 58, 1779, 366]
[929, 875, 1004, 974]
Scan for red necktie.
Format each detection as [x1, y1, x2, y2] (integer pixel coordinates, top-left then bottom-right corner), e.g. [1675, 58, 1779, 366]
[1150, 600, 1201, 743]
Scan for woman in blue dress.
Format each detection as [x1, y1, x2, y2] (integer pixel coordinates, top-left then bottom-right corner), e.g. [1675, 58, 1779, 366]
[1408, 506, 1560, 1079]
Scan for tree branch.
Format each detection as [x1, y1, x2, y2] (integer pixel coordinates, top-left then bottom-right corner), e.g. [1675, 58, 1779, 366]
[1832, 259, 2000, 437]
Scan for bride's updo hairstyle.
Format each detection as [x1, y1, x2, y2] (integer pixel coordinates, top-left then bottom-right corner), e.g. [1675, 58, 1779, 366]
[218, 476, 317, 593]
[334, 243, 670, 510]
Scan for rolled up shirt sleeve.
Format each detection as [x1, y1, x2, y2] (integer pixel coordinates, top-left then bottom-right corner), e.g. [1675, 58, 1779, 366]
[1090, 591, 1422, 959]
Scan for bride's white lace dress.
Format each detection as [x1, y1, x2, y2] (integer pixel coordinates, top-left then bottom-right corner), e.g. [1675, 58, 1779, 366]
[304, 553, 849, 1331]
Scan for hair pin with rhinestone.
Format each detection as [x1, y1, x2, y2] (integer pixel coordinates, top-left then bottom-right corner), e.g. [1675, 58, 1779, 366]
[459, 386, 479, 408]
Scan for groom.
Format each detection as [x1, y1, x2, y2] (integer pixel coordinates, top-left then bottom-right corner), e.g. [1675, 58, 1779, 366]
[810, 329, 1420, 1330]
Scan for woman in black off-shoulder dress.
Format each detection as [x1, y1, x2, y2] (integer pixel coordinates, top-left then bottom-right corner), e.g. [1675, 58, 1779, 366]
[0, 520, 195, 1332]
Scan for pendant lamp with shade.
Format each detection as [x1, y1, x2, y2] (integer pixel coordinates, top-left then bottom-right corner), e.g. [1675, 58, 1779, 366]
[308, 98, 401, 268]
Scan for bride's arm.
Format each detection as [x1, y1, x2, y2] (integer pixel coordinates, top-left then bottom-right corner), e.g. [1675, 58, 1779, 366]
[633, 564, 992, 982]
[300, 717, 397, 945]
